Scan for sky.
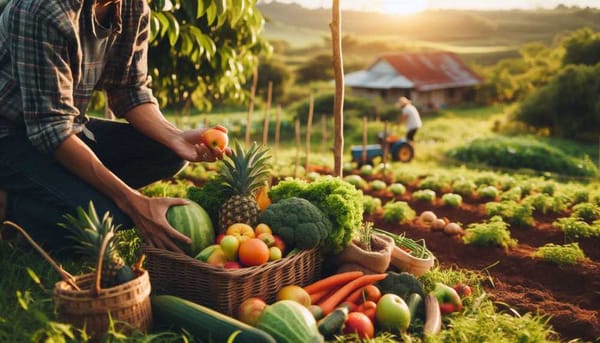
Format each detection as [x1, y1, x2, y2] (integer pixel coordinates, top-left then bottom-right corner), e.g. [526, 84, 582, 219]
[258, 0, 600, 14]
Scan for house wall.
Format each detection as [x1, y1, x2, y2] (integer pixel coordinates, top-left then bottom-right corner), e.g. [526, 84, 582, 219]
[349, 87, 475, 112]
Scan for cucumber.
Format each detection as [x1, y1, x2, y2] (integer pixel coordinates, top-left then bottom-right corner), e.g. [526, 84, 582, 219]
[406, 292, 424, 324]
[151, 295, 275, 343]
[317, 304, 349, 338]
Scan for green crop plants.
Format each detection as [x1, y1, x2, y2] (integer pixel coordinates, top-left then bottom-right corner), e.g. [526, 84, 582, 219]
[534, 243, 587, 266]
[369, 179, 388, 191]
[362, 195, 382, 215]
[387, 183, 407, 195]
[412, 189, 436, 204]
[486, 201, 534, 227]
[571, 202, 600, 222]
[451, 179, 477, 198]
[478, 185, 499, 200]
[418, 174, 452, 193]
[442, 193, 463, 207]
[473, 172, 501, 187]
[499, 186, 522, 202]
[553, 217, 600, 240]
[140, 179, 193, 198]
[382, 200, 416, 224]
[463, 216, 518, 249]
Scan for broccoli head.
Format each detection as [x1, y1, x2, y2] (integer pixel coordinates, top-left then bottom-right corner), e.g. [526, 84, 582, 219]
[377, 271, 425, 301]
[259, 197, 332, 249]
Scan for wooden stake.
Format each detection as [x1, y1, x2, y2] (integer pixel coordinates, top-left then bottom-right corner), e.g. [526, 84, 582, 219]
[362, 116, 368, 164]
[294, 119, 301, 178]
[274, 105, 282, 163]
[262, 81, 273, 146]
[305, 94, 315, 172]
[382, 121, 389, 165]
[330, 0, 345, 177]
[245, 67, 258, 145]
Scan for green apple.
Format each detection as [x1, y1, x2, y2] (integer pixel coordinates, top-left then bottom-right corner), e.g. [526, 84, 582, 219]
[375, 294, 411, 333]
[220, 235, 240, 261]
[269, 246, 282, 261]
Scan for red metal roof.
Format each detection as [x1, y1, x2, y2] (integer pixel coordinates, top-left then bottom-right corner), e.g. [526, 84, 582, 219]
[374, 51, 483, 91]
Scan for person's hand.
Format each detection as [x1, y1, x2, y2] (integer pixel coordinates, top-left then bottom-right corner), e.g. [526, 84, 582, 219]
[174, 125, 231, 162]
[122, 193, 192, 253]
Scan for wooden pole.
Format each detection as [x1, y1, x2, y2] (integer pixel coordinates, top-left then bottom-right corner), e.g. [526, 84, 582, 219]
[262, 81, 273, 146]
[362, 116, 368, 164]
[321, 116, 328, 153]
[274, 105, 282, 164]
[330, 0, 344, 177]
[294, 119, 301, 178]
[245, 67, 258, 145]
[382, 121, 389, 166]
[305, 95, 315, 172]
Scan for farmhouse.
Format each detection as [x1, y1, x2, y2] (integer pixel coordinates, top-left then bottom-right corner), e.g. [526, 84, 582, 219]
[345, 51, 483, 111]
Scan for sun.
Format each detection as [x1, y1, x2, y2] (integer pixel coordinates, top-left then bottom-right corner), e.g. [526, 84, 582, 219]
[379, 0, 428, 15]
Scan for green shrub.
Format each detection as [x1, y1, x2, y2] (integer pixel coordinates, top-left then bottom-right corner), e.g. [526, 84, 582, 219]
[553, 217, 600, 239]
[534, 243, 586, 266]
[478, 185, 499, 200]
[362, 195, 382, 215]
[418, 175, 451, 192]
[571, 202, 600, 222]
[463, 216, 517, 249]
[452, 179, 477, 198]
[447, 136, 598, 177]
[442, 193, 463, 207]
[412, 189, 436, 203]
[486, 201, 534, 227]
[382, 201, 416, 224]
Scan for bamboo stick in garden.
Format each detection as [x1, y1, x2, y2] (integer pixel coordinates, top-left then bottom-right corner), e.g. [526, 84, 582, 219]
[245, 67, 258, 145]
[362, 116, 368, 164]
[330, 0, 345, 177]
[305, 94, 314, 172]
[274, 105, 282, 163]
[262, 81, 273, 146]
[295, 119, 301, 178]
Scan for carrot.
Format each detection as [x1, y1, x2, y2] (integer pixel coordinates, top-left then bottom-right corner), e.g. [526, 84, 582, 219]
[304, 271, 364, 295]
[318, 273, 387, 315]
[310, 289, 330, 304]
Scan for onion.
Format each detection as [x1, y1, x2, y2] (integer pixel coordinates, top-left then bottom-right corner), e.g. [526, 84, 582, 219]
[444, 222, 463, 235]
[431, 218, 446, 231]
[420, 211, 437, 224]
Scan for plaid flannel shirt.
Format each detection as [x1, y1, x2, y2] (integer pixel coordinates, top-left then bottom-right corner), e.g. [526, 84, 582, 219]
[0, 0, 157, 154]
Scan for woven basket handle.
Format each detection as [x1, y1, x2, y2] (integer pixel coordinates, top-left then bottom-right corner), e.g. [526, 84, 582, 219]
[94, 231, 114, 295]
[3, 220, 80, 291]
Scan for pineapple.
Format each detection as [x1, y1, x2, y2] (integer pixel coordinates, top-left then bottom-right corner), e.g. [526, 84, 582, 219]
[59, 202, 133, 288]
[217, 141, 272, 232]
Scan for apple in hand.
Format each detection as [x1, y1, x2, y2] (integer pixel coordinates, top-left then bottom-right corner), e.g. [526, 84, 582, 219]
[202, 126, 229, 150]
[375, 294, 411, 333]
[237, 297, 267, 326]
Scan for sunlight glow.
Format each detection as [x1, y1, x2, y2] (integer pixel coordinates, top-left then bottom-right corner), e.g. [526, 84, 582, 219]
[379, 0, 428, 15]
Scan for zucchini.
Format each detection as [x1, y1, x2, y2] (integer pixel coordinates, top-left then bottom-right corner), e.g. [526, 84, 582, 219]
[317, 304, 349, 338]
[406, 292, 423, 325]
[423, 293, 442, 337]
[151, 295, 276, 343]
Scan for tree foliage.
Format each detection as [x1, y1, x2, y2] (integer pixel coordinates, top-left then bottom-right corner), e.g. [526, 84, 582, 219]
[562, 28, 600, 66]
[147, 0, 272, 112]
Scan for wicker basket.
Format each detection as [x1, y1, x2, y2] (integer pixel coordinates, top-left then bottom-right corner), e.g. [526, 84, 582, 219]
[53, 270, 152, 339]
[143, 246, 323, 316]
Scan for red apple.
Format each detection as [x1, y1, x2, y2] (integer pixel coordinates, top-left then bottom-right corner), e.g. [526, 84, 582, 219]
[273, 235, 286, 254]
[343, 312, 374, 339]
[276, 285, 311, 307]
[224, 261, 242, 269]
[376, 294, 411, 333]
[237, 297, 267, 326]
[215, 233, 225, 244]
[202, 127, 229, 150]
[454, 283, 473, 298]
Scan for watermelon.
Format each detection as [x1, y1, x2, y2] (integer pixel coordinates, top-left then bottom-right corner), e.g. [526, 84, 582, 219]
[167, 202, 215, 256]
[256, 300, 324, 343]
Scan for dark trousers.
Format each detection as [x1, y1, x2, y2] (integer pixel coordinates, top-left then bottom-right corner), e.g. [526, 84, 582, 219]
[406, 128, 418, 142]
[0, 118, 186, 250]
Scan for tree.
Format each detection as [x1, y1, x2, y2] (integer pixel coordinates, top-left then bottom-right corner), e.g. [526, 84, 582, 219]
[295, 54, 335, 84]
[255, 57, 294, 104]
[147, 0, 272, 113]
[562, 28, 600, 66]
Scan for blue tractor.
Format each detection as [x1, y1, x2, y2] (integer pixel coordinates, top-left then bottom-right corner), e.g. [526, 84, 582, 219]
[351, 132, 414, 166]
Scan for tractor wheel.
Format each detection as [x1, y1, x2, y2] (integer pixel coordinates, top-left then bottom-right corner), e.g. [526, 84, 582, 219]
[393, 143, 414, 162]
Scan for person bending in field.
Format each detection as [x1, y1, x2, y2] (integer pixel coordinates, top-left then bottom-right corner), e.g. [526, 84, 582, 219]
[0, 0, 227, 252]
[396, 96, 422, 143]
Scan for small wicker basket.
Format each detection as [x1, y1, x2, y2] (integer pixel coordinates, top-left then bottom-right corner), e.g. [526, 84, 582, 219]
[3, 221, 152, 340]
[143, 246, 323, 316]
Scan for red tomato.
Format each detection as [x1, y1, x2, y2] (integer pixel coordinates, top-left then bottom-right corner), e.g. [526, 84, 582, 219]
[356, 300, 377, 323]
[362, 285, 382, 303]
[343, 312, 375, 339]
[454, 283, 473, 297]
